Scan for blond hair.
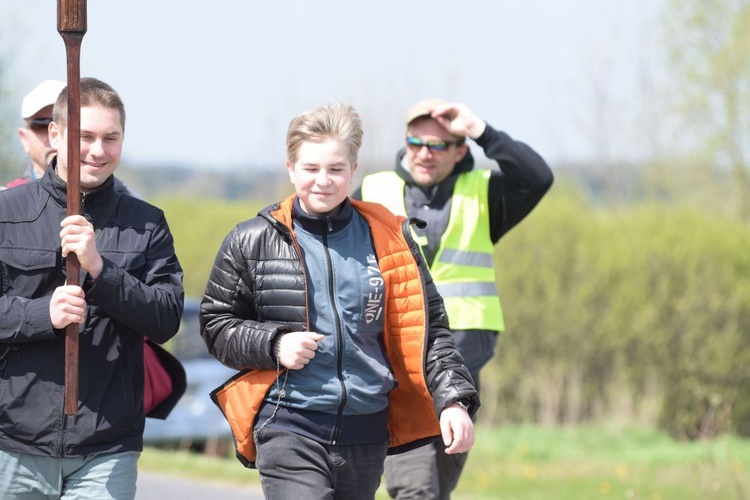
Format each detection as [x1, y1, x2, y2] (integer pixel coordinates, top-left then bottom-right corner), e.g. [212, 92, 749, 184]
[286, 102, 362, 165]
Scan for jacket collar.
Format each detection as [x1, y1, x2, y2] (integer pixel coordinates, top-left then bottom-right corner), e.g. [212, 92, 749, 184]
[41, 156, 116, 212]
[292, 196, 355, 234]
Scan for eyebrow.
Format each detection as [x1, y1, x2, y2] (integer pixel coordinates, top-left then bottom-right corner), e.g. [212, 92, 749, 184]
[80, 129, 123, 138]
[300, 161, 347, 167]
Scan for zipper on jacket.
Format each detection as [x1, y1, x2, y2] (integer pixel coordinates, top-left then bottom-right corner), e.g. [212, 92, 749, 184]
[80, 192, 95, 233]
[54, 192, 90, 458]
[321, 226, 348, 445]
[56, 402, 67, 457]
[56, 191, 91, 457]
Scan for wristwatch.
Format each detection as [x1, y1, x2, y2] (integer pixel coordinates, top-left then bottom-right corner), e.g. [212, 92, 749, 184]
[455, 400, 470, 413]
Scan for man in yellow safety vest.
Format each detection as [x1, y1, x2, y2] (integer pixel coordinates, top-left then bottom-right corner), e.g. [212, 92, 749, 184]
[354, 99, 554, 499]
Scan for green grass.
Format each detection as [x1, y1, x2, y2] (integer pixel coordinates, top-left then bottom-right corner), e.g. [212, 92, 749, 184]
[140, 425, 750, 499]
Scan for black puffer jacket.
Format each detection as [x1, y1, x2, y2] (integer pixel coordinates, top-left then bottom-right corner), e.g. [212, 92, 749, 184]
[0, 165, 184, 457]
[201, 196, 479, 456]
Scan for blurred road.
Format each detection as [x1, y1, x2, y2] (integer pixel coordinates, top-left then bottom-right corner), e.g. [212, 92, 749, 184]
[136, 472, 264, 499]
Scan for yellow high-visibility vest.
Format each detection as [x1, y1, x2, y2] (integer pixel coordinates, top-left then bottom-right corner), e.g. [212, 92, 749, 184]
[361, 170, 504, 331]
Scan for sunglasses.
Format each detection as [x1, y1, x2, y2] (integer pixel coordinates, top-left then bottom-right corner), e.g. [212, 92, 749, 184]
[28, 117, 53, 131]
[406, 136, 458, 153]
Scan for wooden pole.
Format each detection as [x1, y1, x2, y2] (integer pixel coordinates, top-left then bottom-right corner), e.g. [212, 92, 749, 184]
[57, 0, 87, 416]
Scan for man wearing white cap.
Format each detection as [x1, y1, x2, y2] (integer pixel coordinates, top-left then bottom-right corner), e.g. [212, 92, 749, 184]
[354, 100, 554, 499]
[7, 80, 66, 188]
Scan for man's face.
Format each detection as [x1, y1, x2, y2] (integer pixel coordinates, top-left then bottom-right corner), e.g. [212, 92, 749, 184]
[405, 118, 467, 187]
[286, 139, 357, 217]
[17, 105, 56, 177]
[50, 105, 124, 192]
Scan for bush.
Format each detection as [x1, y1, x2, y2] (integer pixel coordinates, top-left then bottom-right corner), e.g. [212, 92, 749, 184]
[490, 188, 750, 438]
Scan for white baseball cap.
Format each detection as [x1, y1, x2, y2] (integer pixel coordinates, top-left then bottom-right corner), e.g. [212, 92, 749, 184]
[21, 80, 66, 119]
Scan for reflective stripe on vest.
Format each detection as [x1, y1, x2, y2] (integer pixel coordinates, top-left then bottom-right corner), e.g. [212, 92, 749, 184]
[438, 248, 494, 268]
[436, 282, 499, 298]
[360, 170, 504, 331]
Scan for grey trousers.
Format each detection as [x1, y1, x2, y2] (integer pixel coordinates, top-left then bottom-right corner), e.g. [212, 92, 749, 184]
[254, 426, 389, 500]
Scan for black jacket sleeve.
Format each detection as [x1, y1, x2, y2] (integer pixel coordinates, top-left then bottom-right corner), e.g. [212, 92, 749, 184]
[85, 211, 184, 344]
[476, 125, 554, 243]
[200, 223, 293, 371]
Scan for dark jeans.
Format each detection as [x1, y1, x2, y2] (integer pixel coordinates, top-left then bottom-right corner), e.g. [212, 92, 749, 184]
[254, 426, 389, 500]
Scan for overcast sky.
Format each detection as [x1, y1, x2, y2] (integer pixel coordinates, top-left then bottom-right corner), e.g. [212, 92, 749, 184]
[0, 0, 663, 172]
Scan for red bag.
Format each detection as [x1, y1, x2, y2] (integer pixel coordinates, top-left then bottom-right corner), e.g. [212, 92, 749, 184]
[143, 339, 186, 419]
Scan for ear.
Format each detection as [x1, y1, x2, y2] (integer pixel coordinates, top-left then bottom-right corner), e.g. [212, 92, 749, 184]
[17, 128, 32, 154]
[455, 143, 469, 163]
[351, 161, 358, 178]
[286, 160, 295, 183]
[49, 122, 62, 149]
